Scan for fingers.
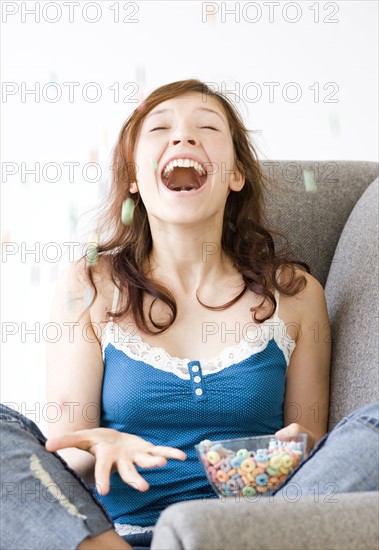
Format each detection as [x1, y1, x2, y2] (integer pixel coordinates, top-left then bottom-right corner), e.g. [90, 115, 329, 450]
[275, 423, 296, 435]
[94, 456, 114, 496]
[117, 459, 150, 492]
[149, 446, 187, 461]
[45, 431, 92, 452]
[275, 423, 304, 439]
[275, 424, 315, 457]
[134, 453, 167, 469]
[113, 448, 184, 492]
[45, 432, 187, 497]
[113, 447, 185, 491]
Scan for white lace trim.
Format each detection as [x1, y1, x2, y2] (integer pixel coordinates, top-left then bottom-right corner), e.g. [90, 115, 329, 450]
[114, 523, 154, 535]
[101, 318, 296, 380]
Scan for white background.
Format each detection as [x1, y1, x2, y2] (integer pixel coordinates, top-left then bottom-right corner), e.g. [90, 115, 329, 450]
[1, 0, 378, 432]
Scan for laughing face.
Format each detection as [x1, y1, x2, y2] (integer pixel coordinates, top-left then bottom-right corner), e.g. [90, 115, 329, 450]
[132, 92, 245, 226]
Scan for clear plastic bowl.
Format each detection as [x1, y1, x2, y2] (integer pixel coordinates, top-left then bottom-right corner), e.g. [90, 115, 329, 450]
[195, 434, 307, 498]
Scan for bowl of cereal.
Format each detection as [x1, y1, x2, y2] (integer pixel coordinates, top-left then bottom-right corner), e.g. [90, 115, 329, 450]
[195, 434, 307, 498]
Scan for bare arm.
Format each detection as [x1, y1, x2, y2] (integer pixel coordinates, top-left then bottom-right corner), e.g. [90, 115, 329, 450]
[46, 259, 104, 483]
[46, 258, 187, 493]
[281, 270, 332, 448]
[78, 529, 132, 550]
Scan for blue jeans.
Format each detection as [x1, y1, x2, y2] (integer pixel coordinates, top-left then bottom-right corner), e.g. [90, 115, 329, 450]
[120, 532, 153, 549]
[1, 401, 378, 549]
[0, 403, 114, 549]
[272, 400, 379, 499]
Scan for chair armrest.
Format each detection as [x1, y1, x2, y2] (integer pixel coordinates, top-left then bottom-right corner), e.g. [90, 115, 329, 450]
[151, 492, 379, 550]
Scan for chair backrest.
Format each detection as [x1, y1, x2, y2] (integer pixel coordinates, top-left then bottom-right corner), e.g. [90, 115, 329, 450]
[261, 160, 378, 286]
[324, 177, 378, 428]
[261, 161, 379, 428]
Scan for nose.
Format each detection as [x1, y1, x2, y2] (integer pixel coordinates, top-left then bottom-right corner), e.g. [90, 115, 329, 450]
[170, 136, 196, 146]
[169, 127, 197, 147]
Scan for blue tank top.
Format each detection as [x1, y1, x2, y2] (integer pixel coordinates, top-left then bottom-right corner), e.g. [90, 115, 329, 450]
[97, 275, 296, 527]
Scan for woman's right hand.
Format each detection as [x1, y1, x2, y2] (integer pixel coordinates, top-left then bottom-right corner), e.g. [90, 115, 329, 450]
[45, 428, 187, 495]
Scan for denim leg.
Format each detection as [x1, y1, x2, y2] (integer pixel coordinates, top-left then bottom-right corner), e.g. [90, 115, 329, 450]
[272, 401, 379, 501]
[0, 404, 114, 550]
[122, 531, 153, 549]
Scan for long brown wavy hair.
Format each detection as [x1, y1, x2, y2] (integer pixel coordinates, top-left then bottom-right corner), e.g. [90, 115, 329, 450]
[80, 79, 310, 334]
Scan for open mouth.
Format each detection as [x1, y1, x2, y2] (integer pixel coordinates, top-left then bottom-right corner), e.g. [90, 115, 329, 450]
[160, 160, 208, 192]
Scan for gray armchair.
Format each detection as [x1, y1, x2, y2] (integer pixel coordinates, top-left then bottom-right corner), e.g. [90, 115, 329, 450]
[151, 161, 379, 550]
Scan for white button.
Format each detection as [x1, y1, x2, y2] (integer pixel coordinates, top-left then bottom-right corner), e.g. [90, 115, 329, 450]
[194, 376, 201, 383]
[192, 365, 199, 372]
[195, 388, 203, 396]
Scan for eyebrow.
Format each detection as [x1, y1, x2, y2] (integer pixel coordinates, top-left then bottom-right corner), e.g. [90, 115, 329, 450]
[145, 107, 226, 124]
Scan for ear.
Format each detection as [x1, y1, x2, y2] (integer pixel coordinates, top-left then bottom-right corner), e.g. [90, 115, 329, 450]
[129, 181, 139, 194]
[229, 165, 245, 192]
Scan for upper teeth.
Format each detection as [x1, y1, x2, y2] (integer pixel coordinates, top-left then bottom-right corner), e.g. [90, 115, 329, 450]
[162, 159, 206, 178]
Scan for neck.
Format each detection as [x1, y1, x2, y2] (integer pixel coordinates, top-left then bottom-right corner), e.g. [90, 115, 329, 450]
[146, 219, 234, 294]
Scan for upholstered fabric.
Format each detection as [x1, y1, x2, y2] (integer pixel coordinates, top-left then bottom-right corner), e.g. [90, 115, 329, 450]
[151, 492, 379, 550]
[262, 160, 378, 287]
[325, 177, 379, 429]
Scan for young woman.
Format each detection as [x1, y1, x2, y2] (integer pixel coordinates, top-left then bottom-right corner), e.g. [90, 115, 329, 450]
[45, 78, 331, 545]
[2, 80, 377, 550]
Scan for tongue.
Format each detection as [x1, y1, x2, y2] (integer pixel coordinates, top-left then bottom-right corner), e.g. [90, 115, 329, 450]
[167, 167, 201, 191]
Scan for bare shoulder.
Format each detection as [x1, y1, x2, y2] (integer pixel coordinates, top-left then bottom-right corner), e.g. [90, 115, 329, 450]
[276, 265, 327, 328]
[54, 255, 116, 319]
[52, 259, 89, 317]
[293, 267, 325, 300]
[286, 267, 329, 326]
[280, 265, 324, 297]
[90, 254, 115, 292]
[63, 254, 114, 288]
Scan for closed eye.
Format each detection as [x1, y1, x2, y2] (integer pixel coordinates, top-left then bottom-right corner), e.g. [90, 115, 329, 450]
[150, 126, 218, 132]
